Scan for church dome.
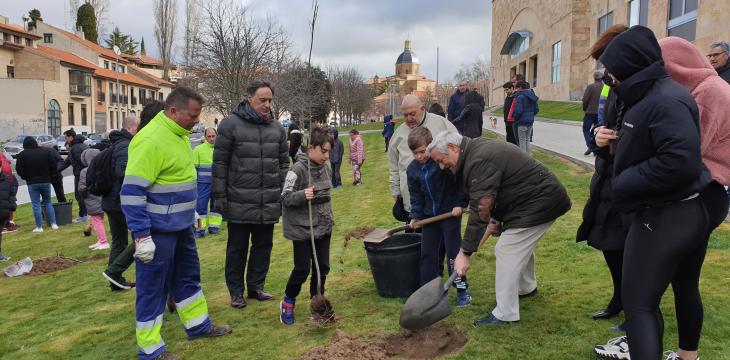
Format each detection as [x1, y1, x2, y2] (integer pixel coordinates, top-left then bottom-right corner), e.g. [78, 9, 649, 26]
[396, 39, 419, 65]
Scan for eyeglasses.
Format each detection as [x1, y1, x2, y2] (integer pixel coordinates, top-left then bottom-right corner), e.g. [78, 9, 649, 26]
[707, 51, 727, 59]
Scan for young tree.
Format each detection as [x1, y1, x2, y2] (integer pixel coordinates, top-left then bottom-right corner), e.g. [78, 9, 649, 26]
[104, 27, 137, 55]
[88, 0, 110, 42]
[76, 2, 98, 44]
[154, 0, 178, 80]
[140, 37, 146, 55]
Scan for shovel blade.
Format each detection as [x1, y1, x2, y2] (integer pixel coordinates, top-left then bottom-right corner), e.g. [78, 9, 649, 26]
[399, 275, 452, 330]
[361, 228, 391, 243]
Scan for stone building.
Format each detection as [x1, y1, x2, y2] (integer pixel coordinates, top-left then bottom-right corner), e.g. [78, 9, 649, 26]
[490, 0, 730, 105]
[367, 39, 436, 97]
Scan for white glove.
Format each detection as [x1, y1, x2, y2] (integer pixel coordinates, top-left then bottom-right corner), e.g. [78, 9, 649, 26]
[194, 212, 202, 231]
[134, 236, 156, 263]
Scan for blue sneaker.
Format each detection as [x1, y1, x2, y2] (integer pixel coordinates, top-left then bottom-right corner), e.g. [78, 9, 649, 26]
[280, 297, 295, 325]
[456, 289, 472, 307]
[208, 227, 220, 235]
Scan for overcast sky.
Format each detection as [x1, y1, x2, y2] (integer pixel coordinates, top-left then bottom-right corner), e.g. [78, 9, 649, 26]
[2, 0, 492, 82]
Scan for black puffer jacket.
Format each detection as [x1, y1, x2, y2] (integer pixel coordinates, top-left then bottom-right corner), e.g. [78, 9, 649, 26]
[576, 90, 631, 250]
[715, 61, 730, 84]
[60, 135, 88, 177]
[102, 129, 133, 213]
[0, 172, 17, 215]
[212, 100, 289, 224]
[16, 137, 56, 185]
[599, 26, 711, 212]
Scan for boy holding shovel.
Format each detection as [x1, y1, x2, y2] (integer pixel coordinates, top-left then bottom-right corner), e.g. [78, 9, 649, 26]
[279, 127, 336, 325]
[406, 127, 472, 307]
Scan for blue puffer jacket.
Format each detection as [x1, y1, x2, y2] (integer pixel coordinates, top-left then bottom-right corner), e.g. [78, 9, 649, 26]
[512, 90, 539, 126]
[406, 158, 468, 219]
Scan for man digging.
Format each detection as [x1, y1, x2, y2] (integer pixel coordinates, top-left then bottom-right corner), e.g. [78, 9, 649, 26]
[428, 130, 571, 325]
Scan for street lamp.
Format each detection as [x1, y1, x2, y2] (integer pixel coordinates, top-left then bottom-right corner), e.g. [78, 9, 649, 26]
[113, 45, 121, 130]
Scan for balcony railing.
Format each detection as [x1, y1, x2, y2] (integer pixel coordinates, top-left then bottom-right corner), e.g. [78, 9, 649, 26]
[70, 84, 92, 96]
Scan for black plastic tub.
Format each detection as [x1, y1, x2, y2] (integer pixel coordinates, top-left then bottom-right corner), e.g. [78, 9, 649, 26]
[364, 232, 421, 298]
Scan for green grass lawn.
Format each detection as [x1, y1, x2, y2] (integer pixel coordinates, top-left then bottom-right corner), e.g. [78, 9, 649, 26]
[1, 130, 728, 359]
[491, 100, 585, 122]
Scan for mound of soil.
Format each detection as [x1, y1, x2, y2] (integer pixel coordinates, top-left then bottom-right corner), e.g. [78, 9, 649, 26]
[298, 326, 467, 360]
[298, 330, 387, 360]
[348, 227, 375, 240]
[28, 256, 80, 275]
[384, 326, 468, 359]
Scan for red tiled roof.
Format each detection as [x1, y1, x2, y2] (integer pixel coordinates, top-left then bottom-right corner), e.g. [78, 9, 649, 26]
[49, 24, 131, 63]
[32, 46, 158, 89]
[128, 63, 175, 87]
[0, 23, 41, 39]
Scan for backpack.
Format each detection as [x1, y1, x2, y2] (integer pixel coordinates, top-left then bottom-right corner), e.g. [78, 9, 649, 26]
[86, 144, 116, 196]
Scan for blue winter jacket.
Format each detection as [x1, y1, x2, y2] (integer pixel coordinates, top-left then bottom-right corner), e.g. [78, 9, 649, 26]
[382, 116, 395, 138]
[406, 158, 468, 220]
[512, 90, 540, 126]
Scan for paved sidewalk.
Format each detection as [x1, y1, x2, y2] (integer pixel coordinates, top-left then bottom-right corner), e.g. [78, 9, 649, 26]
[484, 115, 595, 167]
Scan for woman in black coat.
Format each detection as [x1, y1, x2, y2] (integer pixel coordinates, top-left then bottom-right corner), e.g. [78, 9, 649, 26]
[453, 91, 484, 138]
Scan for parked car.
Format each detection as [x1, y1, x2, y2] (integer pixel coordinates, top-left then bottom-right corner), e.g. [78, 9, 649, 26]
[3, 134, 57, 158]
[56, 135, 69, 155]
[83, 133, 102, 147]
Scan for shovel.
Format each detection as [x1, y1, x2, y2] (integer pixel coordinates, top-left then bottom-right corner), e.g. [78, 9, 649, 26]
[399, 228, 492, 330]
[362, 210, 467, 243]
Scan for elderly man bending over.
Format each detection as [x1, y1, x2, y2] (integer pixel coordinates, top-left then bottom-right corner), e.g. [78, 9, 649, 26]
[388, 95, 457, 220]
[428, 130, 571, 325]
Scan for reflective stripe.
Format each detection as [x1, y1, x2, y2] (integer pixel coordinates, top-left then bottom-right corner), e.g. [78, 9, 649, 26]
[148, 181, 197, 193]
[147, 200, 197, 214]
[121, 195, 147, 206]
[136, 314, 163, 330]
[138, 339, 165, 355]
[124, 175, 153, 187]
[198, 171, 212, 177]
[175, 290, 204, 309]
[197, 165, 212, 170]
[183, 313, 210, 330]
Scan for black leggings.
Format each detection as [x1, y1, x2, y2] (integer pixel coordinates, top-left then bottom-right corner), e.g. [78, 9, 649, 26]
[623, 196, 709, 359]
[603, 249, 623, 313]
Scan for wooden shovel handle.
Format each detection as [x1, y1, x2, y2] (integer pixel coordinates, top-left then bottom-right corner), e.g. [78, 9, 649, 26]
[413, 209, 469, 227]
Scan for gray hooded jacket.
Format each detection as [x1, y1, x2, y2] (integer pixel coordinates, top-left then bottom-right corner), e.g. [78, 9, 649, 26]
[78, 148, 103, 215]
[281, 152, 334, 241]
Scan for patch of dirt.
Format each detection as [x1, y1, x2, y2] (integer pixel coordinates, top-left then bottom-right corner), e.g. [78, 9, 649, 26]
[298, 330, 387, 360]
[298, 326, 467, 360]
[28, 256, 80, 275]
[384, 326, 468, 359]
[310, 295, 336, 324]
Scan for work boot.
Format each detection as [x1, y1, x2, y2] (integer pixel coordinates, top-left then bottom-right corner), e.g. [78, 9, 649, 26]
[154, 352, 181, 360]
[188, 324, 232, 340]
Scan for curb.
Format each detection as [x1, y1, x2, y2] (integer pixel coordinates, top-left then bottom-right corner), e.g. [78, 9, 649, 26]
[483, 112, 581, 127]
[483, 129, 594, 172]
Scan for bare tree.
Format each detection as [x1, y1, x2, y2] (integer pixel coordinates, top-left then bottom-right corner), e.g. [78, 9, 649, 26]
[191, 0, 291, 117]
[88, 0, 110, 40]
[329, 66, 373, 126]
[68, 0, 80, 29]
[154, 0, 178, 80]
[183, 0, 200, 68]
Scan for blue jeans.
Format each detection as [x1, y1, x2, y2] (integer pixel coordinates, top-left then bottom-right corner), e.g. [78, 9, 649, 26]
[28, 183, 56, 228]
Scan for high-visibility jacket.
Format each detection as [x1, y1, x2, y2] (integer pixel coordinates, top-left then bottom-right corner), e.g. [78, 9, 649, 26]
[121, 111, 197, 239]
[192, 141, 213, 183]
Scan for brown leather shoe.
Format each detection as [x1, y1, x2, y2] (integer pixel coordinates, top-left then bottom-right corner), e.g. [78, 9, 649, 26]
[248, 290, 274, 301]
[188, 324, 233, 340]
[230, 294, 246, 308]
[154, 352, 181, 360]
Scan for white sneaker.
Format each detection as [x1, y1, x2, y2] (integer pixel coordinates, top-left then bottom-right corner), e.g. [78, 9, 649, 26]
[594, 336, 630, 359]
[32, 227, 43, 233]
[51, 224, 59, 230]
[94, 243, 110, 250]
[663, 351, 699, 360]
[89, 243, 100, 249]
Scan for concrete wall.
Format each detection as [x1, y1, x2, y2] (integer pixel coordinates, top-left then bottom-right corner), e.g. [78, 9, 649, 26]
[0, 48, 14, 78]
[0, 78, 45, 140]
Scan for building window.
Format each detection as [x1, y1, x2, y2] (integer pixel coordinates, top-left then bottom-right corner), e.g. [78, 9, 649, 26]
[104, 60, 109, 69]
[551, 41, 561, 83]
[48, 100, 61, 136]
[121, 85, 127, 105]
[43, 33, 53, 43]
[2, 33, 9, 42]
[6, 66, 14, 78]
[69, 70, 92, 96]
[529, 55, 538, 87]
[13, 35, 20, 44]
[628, 0, 649, 26]
[97, 80, 105, 103]
[81, 104, 88, 126]
[24, 38, 32, 47]
[598, 12, 614, 35]
[509, 37, 529, 59]
[140, 89, 146, 104]
[668, 0, 698, 41]
[112, 63, 117, 71]
[68, 103, 75, 125]
[159, 92, 163, 101]
[109, 111, 114, 129]
[119, 65, 125, 73]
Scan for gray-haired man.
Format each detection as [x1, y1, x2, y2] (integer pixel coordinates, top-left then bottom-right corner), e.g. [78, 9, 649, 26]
[428, 130, 571, 326]
[708, 41, 730, 83]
